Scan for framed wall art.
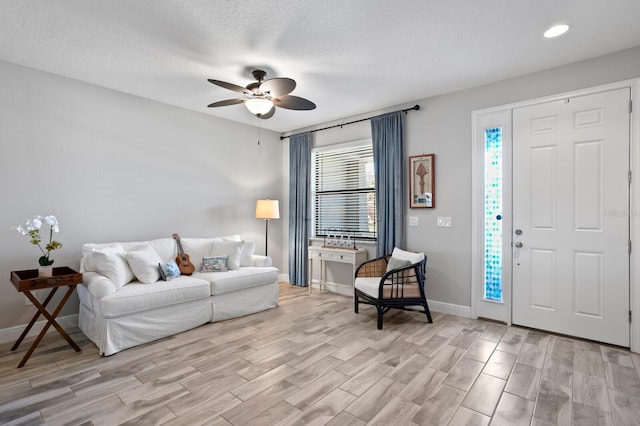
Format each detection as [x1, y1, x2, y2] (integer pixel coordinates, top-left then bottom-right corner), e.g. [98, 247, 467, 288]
[409, 154, 434, 208]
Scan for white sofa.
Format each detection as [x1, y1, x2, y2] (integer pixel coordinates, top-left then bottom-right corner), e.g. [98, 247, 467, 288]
[77, 235, 279, 356]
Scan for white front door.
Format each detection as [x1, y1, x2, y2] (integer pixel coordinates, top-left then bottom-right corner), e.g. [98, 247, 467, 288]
[512, 88, 630, 346]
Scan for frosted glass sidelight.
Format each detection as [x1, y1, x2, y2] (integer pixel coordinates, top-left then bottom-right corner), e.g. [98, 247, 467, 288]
[484, 128, 503, 302]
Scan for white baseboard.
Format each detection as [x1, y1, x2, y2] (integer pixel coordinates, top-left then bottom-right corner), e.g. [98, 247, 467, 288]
[428, 300, 472, 318]
[307, 281, 472, 319]
[278, 274, 289, 283]
[310, 281, 353, 297]
[0, 314, 78, 344]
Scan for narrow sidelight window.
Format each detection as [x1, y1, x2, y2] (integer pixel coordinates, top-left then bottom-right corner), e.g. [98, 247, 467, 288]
[484, 128, 503, 302]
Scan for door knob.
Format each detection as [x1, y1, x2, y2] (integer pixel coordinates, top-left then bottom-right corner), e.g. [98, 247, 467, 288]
[514, 242, 523, 248]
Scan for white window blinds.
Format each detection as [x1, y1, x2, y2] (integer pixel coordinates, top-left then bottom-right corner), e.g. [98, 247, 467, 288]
[312, 141, 376, 239]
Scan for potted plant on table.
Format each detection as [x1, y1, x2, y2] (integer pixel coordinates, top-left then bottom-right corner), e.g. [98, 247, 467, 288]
[13, 215, 62, 277]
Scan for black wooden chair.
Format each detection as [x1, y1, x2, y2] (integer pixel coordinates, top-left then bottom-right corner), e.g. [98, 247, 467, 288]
[354, 253, 432, 329]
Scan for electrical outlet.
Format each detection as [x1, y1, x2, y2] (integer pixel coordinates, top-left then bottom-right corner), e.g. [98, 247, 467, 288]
[409, 216, 419, 226]
[437, 216, 452, 227]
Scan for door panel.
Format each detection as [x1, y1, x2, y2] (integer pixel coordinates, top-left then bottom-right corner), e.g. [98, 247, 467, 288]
[530, 146, 556, 229]
[574, 140, 603, 230]
[512, 88, 630, 346]
[530, 248, 556, 310]
[573, 251, 603, 317]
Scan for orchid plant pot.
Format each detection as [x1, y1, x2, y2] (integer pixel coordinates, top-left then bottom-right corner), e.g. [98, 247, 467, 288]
[38, 266, 53, 277]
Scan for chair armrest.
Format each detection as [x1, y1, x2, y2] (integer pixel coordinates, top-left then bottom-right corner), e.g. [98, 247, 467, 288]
[251, 255, 273, 267]
[355, 255, 390, 278]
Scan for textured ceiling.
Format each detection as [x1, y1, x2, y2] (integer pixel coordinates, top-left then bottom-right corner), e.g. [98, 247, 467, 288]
[1, 1, 639, 133]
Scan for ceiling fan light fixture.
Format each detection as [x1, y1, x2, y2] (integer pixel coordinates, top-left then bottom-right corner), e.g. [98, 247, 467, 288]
[207, 69, 314, 117]
[544, 24, 570, 38]
[245, 98, 274, 116]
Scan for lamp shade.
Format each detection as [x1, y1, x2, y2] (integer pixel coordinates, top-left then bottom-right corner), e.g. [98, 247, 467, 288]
[255, 199, 280, 219]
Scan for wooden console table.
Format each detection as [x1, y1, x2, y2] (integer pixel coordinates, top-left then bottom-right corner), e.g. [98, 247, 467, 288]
[308, 246, 368, 295]
[10, 267, 83, 368]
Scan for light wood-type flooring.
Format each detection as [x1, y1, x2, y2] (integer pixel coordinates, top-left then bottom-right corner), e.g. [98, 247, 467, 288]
[1, 282, 640, 425]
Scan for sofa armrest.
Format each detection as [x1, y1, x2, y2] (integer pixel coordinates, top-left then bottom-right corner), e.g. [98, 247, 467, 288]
[252, 255, 272, 267]
[81, 271, 118, 298]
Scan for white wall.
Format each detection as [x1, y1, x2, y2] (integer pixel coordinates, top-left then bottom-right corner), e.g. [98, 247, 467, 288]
[0, 60, 283, 330]
[283, 46, 640, 309]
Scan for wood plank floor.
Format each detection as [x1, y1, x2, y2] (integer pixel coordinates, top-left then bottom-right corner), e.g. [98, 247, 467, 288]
[1, 282, 640, 425]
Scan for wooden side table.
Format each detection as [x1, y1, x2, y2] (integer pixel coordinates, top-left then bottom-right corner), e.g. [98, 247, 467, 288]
[308, 246, 368, 295]
[10, 267, 83, 368]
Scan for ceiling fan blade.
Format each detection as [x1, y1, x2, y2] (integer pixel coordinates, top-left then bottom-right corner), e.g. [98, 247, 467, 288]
[207, 79, 251, 95]
[260, 78, 296, 97]
[207, 98, 245, 107]
[273, 95, 316, 110]
[258, 106, 276, 119]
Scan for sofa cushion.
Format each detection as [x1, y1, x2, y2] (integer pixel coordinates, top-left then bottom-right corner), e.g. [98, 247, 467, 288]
[92, 244, 135, 290]
[202, 256, 228, 272]
[83, 239, 176, 273]
[126, 244, 163, 284]
[210, 240, 244, 270]
[159, 261, 181, 281]
[238, 240, 256, 267]
[180, 238, 221, 272]
[82, 242, 122, 272]
[193, 267, 279, 296]
[100, 276, 210, 318]
[121, 238, 176, 263]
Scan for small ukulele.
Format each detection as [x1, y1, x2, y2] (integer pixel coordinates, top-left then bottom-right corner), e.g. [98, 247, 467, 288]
[172, 234, 195, 275]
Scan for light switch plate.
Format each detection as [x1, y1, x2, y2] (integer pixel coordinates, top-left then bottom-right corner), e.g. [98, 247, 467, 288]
[409, 216, 419, 226]
[437, 216, 452, 227]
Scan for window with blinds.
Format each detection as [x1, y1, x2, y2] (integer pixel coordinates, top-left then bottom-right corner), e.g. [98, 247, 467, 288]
[312, 141, 376, 239]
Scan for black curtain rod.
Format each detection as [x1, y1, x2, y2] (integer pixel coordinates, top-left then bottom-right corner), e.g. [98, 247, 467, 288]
[279, 104, 420, 140]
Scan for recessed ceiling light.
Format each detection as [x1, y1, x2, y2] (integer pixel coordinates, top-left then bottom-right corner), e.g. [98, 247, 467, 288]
[544, 24, 570, 38]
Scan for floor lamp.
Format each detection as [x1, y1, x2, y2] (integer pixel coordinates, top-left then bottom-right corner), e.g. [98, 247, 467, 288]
[255, 199, 280, 256]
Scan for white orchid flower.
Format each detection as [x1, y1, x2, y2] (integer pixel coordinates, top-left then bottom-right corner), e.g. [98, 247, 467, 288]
[29, 217, 42, 230]
[43, 215, 60, 232]
[12, 225, 28, 235]
[13, 214, 62, 266]
[43, 215, 57, 225]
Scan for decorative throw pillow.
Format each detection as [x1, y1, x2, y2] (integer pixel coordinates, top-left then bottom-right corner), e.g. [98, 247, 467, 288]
[126, 244, 163, 284]
[180, 238, 221, 272]
[158, 261, 181, 281]
[386, 257, 412, 273]
[238, 240, 256, 267]
[202, 256, 228, 272]
[92, 244, 135, 290]
[210, 240, 244, 270]
[82, 242, 123, 272]
[391, 247, 424, 265]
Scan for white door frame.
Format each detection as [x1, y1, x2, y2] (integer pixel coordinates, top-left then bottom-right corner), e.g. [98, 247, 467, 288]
[471, 78, 640, 353]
